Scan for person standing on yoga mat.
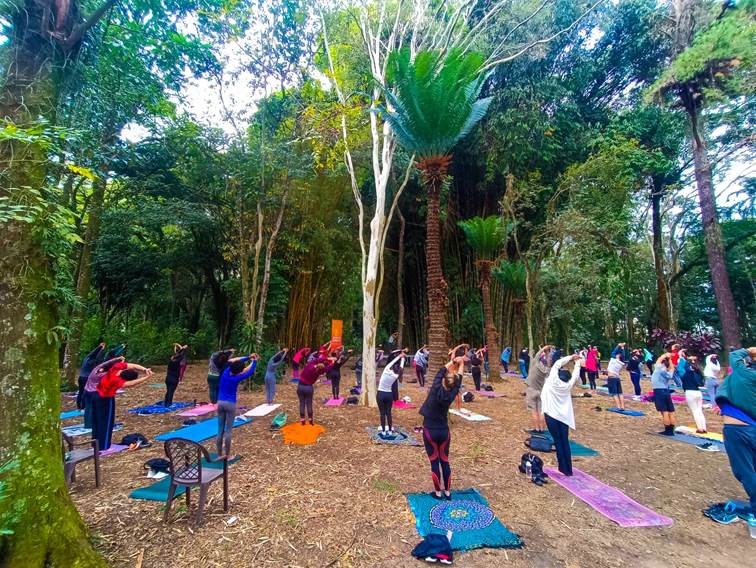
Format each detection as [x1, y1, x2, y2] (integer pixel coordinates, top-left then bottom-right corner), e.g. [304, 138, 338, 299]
[651, 353, 677, 435]
[585, 345, 599, 392]
[500, 346, 511, 375]
[76, 341, 106, 410]
[414, 346, 429, 387]
[704, 354, 722, 406]
[216, 354, 258, 456]
[377, 351, 408, 435]
[606, 353, 626, 410]
[578, 348, 588, 387]
[208, 348, 235, 404]
[92, 361, 152, 450]
[164, 345, 187, 407]
[264, 348, 288, 404]
[83, 355, 124, 429]
[627, 349, 643, 397]
[420, 355, 464, 499]
[326, 347, 354, 400]
[540, 354, 581, 476]
[677, 350, 707, 433]
[291, 347, 311, 381]
[715, 347, 756, 518]
[297, 354, 334, 425]
[525, 345, 553, 434]
[470, 348, 484, 391]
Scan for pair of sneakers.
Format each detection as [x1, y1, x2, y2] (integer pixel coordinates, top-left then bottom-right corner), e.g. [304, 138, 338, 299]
[424, 555, 452, 565]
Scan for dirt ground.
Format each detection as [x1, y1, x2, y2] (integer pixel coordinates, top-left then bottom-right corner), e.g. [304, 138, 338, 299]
[65, 362, 753, 568]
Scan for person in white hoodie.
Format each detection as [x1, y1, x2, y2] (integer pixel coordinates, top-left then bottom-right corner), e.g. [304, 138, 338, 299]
[541, 354, 581, 476]
[606, 353, 627, 411]
[703, 354, 722, 406]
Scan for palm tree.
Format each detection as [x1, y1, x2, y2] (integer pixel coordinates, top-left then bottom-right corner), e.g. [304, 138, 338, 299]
[382, 47, 491, 371]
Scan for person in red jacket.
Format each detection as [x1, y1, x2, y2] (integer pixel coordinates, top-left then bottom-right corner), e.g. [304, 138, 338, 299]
[292, 347, 311, 381]
[297, 354, 334, 425]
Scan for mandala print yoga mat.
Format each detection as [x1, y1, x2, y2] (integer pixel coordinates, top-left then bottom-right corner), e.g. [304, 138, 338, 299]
[406, 488, 522, 551]
[544, 467, 673, 527]
[128, 401, 193, 415]
[366, 426, 421, 446]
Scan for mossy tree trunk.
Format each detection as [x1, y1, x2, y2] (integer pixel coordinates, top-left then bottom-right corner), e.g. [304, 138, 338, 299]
[1, 2, 110, 566]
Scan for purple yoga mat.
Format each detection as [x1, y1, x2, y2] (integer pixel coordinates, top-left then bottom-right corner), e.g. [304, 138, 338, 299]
[100, 444, 128, 457]
[544, 467, 673, 528]
[324, 397, 345, 406]
[475, 390, 505, 398]
[177, 403, 217, 417]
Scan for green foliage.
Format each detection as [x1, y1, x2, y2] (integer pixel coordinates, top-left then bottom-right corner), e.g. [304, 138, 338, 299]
[493, 261, 527, 298]
[381, 48, 492, 158]
[458, 216, 509, 260]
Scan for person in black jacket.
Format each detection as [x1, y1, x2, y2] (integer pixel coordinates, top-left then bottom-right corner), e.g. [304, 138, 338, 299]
[164, 345, 187, 407]
[419, 355, 465, 500]
[326, 347, 353, 400]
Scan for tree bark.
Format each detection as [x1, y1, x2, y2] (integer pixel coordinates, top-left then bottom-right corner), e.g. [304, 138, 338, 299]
[479, 265, 501, 379]
[396, 207, 406, 348]
[0, 3, 106, 565]
[650, 178, 673, 330]
[425, 181, 450, 372]
[255, 189, 288, 347]
[683, 91, 741, 349]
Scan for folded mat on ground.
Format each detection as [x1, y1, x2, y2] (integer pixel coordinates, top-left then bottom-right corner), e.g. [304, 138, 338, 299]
[606, 407, 645, 416]
[129, 455, 241, 501]
[544, 467, 673, 527]
[653, 432, 726, 453]
[474, 390, 506, 398]
[155, 416, 252, 443]
[529, 433, 599, 456]
[177, 403, 217, 417]
[280, 422, 325, 445]
[63, 423, 122, 437]
[244, 403, 282, 417]
[324, 397, 345, 407]
[449, 408, 491, 422]
[675, 426, 724, 442]
[393, 400, 417, 409]
[128, 401, 193, 415]
[406, 488, 522, 551]
[366, 426, 421, 446]
[60, 409, 84, 420]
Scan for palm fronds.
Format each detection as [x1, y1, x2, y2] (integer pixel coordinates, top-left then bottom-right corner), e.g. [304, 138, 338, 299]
[492, 260, 527, 298]
[458, 215, 508, 260]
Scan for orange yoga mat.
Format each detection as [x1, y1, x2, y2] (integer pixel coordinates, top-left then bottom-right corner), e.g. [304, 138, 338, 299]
[281, 422, 326, 445]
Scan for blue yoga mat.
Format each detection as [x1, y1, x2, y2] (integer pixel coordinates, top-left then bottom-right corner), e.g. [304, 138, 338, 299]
[128, 401, 193, 415]
[155, 416, 252, 442]
[407, 488, 522, 551]
[60, 410, 84, 420]
[530, 432, 599, 456]
[607, 407, 645, 416]
[654, 432, 727, 454]
[129, 455, 241, 501]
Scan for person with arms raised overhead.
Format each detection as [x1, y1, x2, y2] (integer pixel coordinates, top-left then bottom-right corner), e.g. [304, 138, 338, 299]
[264, 347, 288, 404]
[678, 349, 707, 433]
[326, 347, 354, 400]
[297, 352, 334, 426]
[704, 353, 722, 406]
[500, 345, 512, 375]
[216, 353, 259, 457]
[540, 353, 581, 476]
[377, 350, 408, 436]
[606, 352, 627, 411]
[525, 345, 553, 435]
[208, 348, 235, 404]
[414, 345, 429, 387]
[651, 353, 677, 436]
[164, 344, 188, 407]
[76, 340, 106, 410]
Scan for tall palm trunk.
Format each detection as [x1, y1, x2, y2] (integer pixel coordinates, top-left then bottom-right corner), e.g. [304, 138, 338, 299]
[681, 90, 741, 349]
[479, 263, 500, 378]
[420, 156, 451, 372]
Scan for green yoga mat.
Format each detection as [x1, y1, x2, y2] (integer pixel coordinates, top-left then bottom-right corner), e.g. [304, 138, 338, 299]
[531, 432, 599, 456]
[129, 455, 240, 501]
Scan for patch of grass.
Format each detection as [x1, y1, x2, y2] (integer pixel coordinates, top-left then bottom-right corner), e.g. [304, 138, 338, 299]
[372, 478, 397, 494]
[277, 510, 298, 528]
[468, 441, 486, 463]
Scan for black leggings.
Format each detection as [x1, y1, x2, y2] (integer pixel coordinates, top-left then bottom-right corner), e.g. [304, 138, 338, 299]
[331, 376, 341, 399]
[76, 375, 87, 410]
[423, 426, 451, 492]
[416, 366, 426, 387]
[297, 383, 314, 422]
[546, 414, 572, 475]
[579, 367, 587, 385]
[377, 390, 394, 430]
[587, 371, 598, 390]
[472, 366, 481, 391]
[164, 376, 179, 407]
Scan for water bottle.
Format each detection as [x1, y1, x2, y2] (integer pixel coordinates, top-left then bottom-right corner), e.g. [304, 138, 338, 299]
[525, 460, 532, 479]
[747, 514, 756, 539]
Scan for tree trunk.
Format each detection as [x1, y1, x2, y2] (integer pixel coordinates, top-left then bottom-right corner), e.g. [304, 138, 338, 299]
[396, 207, 406, 348]
[424, 177, 450, 372]
[683, 93, 741, 349]
[650, 180, 673, 330]
[479, 266, 501, 379]
[255, 189, 288, 347]
[0, 3, 106, 565]
[524, 266, 535, 354]
[62, 174, 107, 387]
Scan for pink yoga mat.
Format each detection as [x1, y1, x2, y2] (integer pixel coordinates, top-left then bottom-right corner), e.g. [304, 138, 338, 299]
[475, 390, 505, 398]
[100, 444, 128, 457]
[177, 403, 217, 417]
[393, 400, 416, 409]
[325, 397, 345, 406]
[544, 467, 673, 528]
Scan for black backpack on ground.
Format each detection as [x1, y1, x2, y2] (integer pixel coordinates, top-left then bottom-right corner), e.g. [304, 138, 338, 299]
[144, 458, 170, 473]
[462, 391, 474, 403]
[524, 435, 553, 452]
[120, 433, 151, 447]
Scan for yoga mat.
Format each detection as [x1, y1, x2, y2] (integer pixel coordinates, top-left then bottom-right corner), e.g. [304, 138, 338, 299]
[63, 423, 123, 438]
[60, 410, 84, 420]
[652, 432, 727, 454]
[324, 397, 345, 407]
[281, 422, 325, 445]
[393, 400, 417, 409]
[675, 426, 724, 442]
[155, 416, 252, 443]
[475, 390, 506, 398]
[177, 403, 217, 417]
[147, 383, 166, 388]
[244, 403, 281, 417]
[544, 467, 673, 527]
[530, 433, 599, 456]
[366, 426, 421, 446]
[449, 408, 491, 422]
[606, 407, 645, 416]
[406, 488, 522, 551]
[128, 401, 193, 415]
[321, 379, 332, 385]
[129, 456, 240, 501]
[100, 444, 128, 457]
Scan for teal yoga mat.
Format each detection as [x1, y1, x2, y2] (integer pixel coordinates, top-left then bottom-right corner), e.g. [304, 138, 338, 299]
[531, 432, 599, 456]
[155, 416, 251, 443]
[60, 409, 84, 420]
[129, 455, 240, 501]
[606, 407, 645, 416]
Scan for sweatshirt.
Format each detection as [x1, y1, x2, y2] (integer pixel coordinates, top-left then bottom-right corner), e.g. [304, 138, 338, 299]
[703, 355, 721, 379]
[541, 356, 581, 429]
[218, 358, 257, 403]
[419, 367, 461, 429]
[299, 356, 333, 385]
[525, 347, 551, 391]
[715, 349, 756, 421]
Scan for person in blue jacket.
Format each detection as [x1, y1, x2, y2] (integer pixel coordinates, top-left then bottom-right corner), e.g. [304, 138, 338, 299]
[216, 354, 258, 457]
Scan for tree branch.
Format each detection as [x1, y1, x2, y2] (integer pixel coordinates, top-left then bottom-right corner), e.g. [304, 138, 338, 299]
[59, 0, 117, 49]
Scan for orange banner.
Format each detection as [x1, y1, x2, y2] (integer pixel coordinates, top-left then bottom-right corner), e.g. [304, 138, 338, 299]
[330, 320, 343, 350]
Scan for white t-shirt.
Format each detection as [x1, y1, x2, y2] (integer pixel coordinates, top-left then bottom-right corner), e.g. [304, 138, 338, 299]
[378, 355, 405, 392]
[607, 357, 625, 377]
[541, 356, 581, 429]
